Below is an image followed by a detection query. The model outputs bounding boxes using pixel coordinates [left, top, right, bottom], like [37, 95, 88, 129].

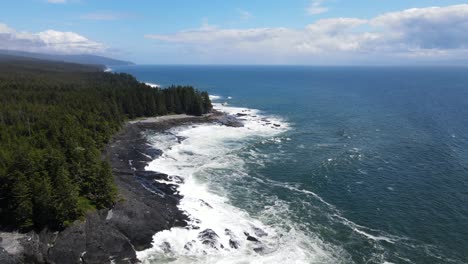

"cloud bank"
[0, 23, 106, 54]
[145, 4, 468, 64]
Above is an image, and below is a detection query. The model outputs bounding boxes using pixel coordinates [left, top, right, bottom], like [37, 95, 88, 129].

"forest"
[0, 58, 212, 231]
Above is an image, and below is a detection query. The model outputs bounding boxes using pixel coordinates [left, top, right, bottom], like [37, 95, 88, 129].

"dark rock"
[160, 242, 172, 254]
[145, 148, 163, 159]
[135, 170, 169, 181]
[244, 232, 259, 242]
[22, 230, 55, 263]
[229, 239, 239, 249]
[199, 199, 213, 208]
[170, 175, 184, 184]
[236, 113, 248, 117]
[176, 136, 187, 143]
[47, 211, 138, 264]
[0, 247, 20, 264]
[216, 115, 244, 127]
[184, 241, 193, 251]
[253, 227, 268, 237]
[46, 221, 86, 264]
[198, 229, 219, 248]
[246, 236, 259, 242]
[225, 229, 239, 249]
[253, 247, 264, 253]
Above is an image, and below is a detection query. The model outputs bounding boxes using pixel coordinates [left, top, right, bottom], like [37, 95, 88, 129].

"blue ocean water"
[114, 65, 468, 264]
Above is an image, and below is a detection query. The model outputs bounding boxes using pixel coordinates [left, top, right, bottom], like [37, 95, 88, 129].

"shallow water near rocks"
[114, 65, 468, 264]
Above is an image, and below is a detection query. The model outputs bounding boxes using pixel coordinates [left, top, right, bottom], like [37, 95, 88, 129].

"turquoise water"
[114, 65, 468, 264]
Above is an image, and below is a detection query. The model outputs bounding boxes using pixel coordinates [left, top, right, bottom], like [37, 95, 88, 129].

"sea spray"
[136, 103, 342, 263]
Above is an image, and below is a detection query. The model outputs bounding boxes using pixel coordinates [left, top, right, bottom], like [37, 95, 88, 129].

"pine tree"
[11, 171, 33, 230]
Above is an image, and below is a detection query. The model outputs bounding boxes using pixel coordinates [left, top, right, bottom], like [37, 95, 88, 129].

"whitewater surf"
[136, 101, 343, 263]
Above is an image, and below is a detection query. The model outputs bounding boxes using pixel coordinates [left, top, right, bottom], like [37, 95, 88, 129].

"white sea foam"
[145, 82, 161, 88]
[209, 95, 222, 100]
[137, 103, 341, 263]
[254, 176, 407, 247]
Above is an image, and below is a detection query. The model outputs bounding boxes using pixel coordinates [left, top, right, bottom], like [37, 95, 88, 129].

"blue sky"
[1, 0, 468, 64]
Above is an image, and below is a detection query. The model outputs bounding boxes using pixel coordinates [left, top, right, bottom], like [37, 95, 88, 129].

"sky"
[1, 0, 468, 65]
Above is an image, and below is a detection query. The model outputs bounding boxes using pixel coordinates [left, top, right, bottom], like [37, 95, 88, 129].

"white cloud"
[307, 0, 328, 15]
[145, 4, 468, 64]
[0, 23, 106, 54]
[371, 5, 468, 50]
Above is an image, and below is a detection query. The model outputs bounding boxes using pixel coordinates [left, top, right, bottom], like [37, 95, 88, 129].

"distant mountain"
[0, 53, 104, 73]
[0, 50, 134, 66]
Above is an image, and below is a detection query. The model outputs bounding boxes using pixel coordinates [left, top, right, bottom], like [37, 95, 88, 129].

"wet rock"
[229, 239, 239, 249]
[217, 115, 244, 127]
[199, 199, 213, 208]
[253, 227, 268, 237]
[273, 124, 281, 127]
[0, 247, 20, 264]
[225, 229, 240, 249]
[184, 241, 194, 251]
[198, 229, 219, 248]
[236, 113, 248, 117]
[171, 175, 184, 184]
[253, 247, 264, 254]
[135, 170, 169, 181]
[145, 148, 163, 159]
[246, 236, 259, 242]
[244, 232, 259, 242]
[151, 182, 180, 198]
[160, 242, 172, 254]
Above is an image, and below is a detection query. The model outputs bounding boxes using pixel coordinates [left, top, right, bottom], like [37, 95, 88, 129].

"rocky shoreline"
[0, 111, 243, 264]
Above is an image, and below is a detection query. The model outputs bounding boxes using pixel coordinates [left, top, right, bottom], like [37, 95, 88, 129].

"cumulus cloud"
[371, 5, 468, 50]
[145, 4, 468, 63]
[0, 23, 106, 54]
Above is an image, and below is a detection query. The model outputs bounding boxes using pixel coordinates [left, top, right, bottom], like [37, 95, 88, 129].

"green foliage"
[0, 61, 212, 231]
[76, 197, 96, 217]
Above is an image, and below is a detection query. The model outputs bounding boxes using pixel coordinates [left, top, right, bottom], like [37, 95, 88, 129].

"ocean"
[112, 65, 468, 264]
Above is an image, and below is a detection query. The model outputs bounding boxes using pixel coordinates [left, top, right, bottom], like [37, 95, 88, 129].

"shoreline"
[0, 110, 243, 264]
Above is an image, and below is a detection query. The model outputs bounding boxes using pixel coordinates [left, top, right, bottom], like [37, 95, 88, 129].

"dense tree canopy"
[0, 60, 212, 231]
